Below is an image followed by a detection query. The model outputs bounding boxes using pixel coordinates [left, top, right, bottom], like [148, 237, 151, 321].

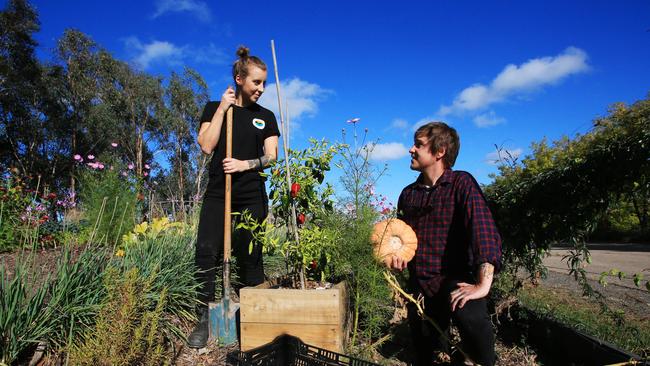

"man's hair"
[414, 122, 460, 168]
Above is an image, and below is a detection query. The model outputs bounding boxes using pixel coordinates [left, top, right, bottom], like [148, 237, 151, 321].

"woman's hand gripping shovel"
[209, 105, 239, 345]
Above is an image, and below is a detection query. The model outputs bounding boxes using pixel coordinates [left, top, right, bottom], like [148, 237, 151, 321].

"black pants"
[195, 197, 267, 305]
[408, 278, 496, 366]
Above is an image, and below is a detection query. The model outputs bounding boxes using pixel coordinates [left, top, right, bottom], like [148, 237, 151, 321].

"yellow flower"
[115, 249, 125, 257]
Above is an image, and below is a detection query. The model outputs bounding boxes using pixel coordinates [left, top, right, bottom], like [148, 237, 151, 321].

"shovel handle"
[224, 106, 233, 261]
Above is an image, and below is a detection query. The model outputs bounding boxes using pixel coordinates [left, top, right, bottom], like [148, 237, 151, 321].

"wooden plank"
[240, 323, 343, 353]
[240, 287, 343, 324]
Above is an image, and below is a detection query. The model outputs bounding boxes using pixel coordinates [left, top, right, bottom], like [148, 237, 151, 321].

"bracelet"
[257, 157, 263, 168]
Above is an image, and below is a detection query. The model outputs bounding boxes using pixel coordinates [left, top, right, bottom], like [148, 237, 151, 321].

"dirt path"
[541, 242, 650, 319]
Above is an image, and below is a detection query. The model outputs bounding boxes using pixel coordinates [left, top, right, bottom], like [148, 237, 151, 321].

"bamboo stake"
[271, 40, 305, 289]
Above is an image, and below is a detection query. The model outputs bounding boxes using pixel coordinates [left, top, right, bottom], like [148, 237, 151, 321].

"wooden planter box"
[239, 280, 348, 353]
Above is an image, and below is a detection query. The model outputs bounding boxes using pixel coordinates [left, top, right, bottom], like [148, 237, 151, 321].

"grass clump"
[518, 284, 650, 356]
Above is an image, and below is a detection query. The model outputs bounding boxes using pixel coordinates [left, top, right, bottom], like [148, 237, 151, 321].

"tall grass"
[0, 245, 109, 364]
[110, 228, 200, 338]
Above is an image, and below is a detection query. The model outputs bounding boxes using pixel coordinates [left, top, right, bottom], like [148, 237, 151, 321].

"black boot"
[187, 307, 209, 348]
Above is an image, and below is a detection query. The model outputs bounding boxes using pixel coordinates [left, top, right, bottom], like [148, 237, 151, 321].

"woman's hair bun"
[236, 46, 250, 59]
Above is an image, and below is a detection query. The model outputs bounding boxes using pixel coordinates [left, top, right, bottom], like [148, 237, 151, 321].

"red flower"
[47, 192, 57, 199]
[381, 207, 391, 215]
[297, 213, 306, 225]
[310, 260, 317, 270]
[290, 183, 301, 198]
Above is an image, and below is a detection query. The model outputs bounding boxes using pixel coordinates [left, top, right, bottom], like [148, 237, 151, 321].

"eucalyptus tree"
[98, 54, 161, 178]
[161, 67, 208, 218]
[0, 0, 42, 175]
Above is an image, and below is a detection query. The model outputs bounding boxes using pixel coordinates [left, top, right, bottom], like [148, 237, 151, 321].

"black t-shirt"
[200, 101, 280, 201]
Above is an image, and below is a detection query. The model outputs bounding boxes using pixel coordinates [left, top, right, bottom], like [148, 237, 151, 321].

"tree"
[161, 68, 208, 218]
[0, 0, 42, 175]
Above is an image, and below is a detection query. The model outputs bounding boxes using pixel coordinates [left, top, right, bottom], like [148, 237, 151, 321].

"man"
[391, 122, 501, 366]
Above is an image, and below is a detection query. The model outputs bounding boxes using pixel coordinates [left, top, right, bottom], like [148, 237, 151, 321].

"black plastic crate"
[227, 335, 380, 366]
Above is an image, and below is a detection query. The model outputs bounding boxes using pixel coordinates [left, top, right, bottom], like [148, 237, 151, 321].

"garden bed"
[498, 303, 649, 365]
[239, 279, 348, 353]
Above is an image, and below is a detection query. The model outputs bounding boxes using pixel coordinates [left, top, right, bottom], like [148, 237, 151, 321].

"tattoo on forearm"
[246, 154, 272, 170]
[479, 263, 494, 283]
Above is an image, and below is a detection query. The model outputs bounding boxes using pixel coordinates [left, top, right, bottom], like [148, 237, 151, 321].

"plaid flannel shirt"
[398, 169, 501, 296]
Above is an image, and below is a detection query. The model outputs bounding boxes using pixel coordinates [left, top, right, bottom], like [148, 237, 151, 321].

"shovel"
[209, 105, 239, 345]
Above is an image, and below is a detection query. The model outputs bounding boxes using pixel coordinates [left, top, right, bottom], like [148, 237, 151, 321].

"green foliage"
[0, 173, 32, 251]
[249, 138, 341, 280]
[328, 205, 394, 347]
[68, 267, 169, 366]
[110, 227, 200, 338]
[0, 245, 109, 365]
[77, 158, 138, 247]
[485, 95, 650, 293]
[517, 285, 650, 356]
[0, 258, 52, 365]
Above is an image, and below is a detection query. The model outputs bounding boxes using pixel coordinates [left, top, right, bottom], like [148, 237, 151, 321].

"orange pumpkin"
[370, 218, 418, 267]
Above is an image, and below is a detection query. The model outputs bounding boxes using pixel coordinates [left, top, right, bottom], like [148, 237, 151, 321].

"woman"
[188, 46, 280, 348]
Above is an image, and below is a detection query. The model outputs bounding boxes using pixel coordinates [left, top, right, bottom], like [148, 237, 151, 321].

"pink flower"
[128, 163, 134, 170]
[382, 208, 391, 215]
[98, 163, 105, 169]
[73, 154, 81, 161]
[111, 142, 118, 147]
[144, 164, 150, 169]
[121, 171, 128, 177]
[143, 172, 149, 177]
[87, 155, 94, 160]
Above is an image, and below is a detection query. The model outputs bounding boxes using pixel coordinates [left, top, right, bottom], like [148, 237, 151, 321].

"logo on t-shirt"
[252, 118, 265, 130]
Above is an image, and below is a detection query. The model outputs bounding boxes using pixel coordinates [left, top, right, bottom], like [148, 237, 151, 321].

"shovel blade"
[209, 299, 239, 345]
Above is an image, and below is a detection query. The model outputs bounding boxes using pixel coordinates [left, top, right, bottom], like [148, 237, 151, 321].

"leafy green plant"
[238, 139, 341, 287]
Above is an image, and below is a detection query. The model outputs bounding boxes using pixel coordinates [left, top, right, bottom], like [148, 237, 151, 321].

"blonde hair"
[231, 46, 267, 82]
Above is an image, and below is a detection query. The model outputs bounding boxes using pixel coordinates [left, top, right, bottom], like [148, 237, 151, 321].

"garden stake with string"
[209, 105, 238, 345]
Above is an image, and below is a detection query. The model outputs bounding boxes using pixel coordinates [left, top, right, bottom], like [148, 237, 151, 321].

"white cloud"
[124, 38, 184, 69]
[485, 148, 523, 165]
[124, 37, 227, 70]
[258, 78, 332, 129]
[193, 43, 228, 65]
[439, 47, 589, 116]
[367, 142, 410, 161]
[473, 111, 506, 128]
[152, 0, 211, 22]
[412, 116, 444, 131]
[390, 118, 408, 129]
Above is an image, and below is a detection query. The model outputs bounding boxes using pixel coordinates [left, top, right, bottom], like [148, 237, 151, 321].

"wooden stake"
[271, 40, 305, 289]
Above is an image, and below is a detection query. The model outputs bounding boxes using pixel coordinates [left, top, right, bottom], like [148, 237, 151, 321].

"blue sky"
[22, 0, 650, 204]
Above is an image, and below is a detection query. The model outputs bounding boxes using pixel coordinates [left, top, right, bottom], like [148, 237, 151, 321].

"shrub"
[68, 267, 169, 366]
[77, 156, 138, 247]
[110, 226, 200, 338]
